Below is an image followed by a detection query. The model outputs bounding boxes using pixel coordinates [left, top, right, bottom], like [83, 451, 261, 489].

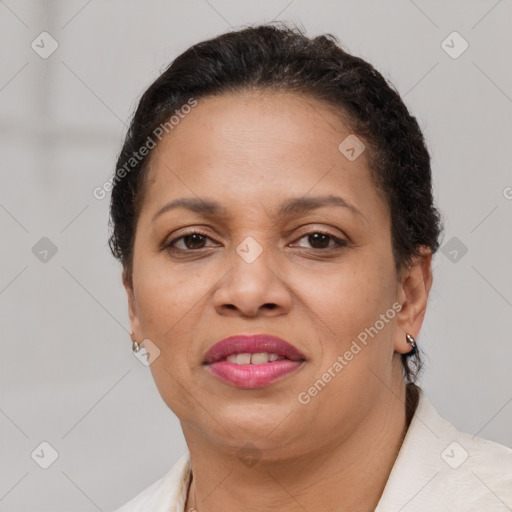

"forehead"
[140, 90, 386, 224]
[149, 90, 358, 170]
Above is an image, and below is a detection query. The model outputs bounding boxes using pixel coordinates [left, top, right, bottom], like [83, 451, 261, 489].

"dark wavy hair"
[108, 22, 443, 386]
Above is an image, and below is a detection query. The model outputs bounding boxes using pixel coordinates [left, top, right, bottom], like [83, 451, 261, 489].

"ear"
[394, 246, 433, 354]
[122, 270, 142, 340]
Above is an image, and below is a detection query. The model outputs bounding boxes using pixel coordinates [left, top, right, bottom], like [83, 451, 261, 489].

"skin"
[123, 90, 433, 512]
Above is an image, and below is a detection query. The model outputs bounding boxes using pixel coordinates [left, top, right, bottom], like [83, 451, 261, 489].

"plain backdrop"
[1, 1, 511, 510]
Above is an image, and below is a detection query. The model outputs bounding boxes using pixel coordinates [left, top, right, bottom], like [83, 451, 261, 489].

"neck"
[184, 382, 415, 512]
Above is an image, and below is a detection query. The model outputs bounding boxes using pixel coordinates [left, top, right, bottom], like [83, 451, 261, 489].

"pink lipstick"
[203, 334, 305, 389]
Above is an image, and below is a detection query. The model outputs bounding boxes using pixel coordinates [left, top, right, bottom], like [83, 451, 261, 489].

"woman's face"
[125, 90, 424, 456]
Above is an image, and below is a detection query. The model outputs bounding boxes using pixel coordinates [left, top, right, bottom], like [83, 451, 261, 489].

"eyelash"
[162, 228, 347, 254]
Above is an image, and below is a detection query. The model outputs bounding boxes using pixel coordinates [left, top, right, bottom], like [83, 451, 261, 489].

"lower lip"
[206, 360, 303, 388]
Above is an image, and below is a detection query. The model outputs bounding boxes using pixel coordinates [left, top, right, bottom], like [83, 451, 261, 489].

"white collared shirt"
[112, 388, 512, 511]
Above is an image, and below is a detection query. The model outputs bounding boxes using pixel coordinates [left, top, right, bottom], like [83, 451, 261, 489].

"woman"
[109, 23, 511, 512]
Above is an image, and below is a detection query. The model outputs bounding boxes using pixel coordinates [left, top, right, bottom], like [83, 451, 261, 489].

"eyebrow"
[152, 194, 365, 222]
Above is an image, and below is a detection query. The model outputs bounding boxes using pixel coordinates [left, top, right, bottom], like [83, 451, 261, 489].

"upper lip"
[203, 334, 306, 364]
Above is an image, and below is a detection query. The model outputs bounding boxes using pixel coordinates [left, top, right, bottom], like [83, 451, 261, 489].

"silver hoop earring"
[405, 333, 417, 354]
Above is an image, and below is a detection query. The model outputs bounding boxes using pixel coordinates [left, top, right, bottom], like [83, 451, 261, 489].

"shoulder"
[376, 388, 512, 511]
[429, 418, 512, 510]
[111, 451, 191, 512]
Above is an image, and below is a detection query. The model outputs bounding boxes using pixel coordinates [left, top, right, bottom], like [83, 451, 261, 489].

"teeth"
[225, 352, 286, 364]
[251, 352, 270, 365]
[233, 353, 252, 364]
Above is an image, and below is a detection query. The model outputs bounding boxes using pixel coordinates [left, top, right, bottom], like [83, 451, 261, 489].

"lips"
[203, 334, 305, 364]
[203, 334, 305, 389]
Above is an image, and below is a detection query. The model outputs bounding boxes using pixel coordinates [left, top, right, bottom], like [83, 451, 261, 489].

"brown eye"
[293, 231, 347, 250]
[307, 233, 331, 249]
[164, 231, 216, 252]
[181, 233, 207, 250]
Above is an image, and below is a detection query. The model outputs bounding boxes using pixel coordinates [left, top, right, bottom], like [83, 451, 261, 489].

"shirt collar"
[375, 385, 450, 510]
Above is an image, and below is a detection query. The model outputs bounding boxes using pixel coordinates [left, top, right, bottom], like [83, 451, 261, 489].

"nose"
[213, 244, 293, 318]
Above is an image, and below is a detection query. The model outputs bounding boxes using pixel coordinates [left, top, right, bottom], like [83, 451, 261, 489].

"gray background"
[1, 0, 511, 510]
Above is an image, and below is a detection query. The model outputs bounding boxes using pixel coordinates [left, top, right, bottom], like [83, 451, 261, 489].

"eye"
[162, 228, 347, 255]
[290, 230, 347, 250]
[164, 231, 217, 252]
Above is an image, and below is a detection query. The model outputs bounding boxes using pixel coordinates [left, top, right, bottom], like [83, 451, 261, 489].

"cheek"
[132, 256, 220, 383]
[133, 261, 209, 416]
[302, 253, 397, 359]
[133, 257, 209, 335]
[304, 256, 393, 317]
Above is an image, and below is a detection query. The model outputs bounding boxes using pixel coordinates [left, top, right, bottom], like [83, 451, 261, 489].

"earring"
[130, 331, 141, 353]
[405, 333, 417, 354]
